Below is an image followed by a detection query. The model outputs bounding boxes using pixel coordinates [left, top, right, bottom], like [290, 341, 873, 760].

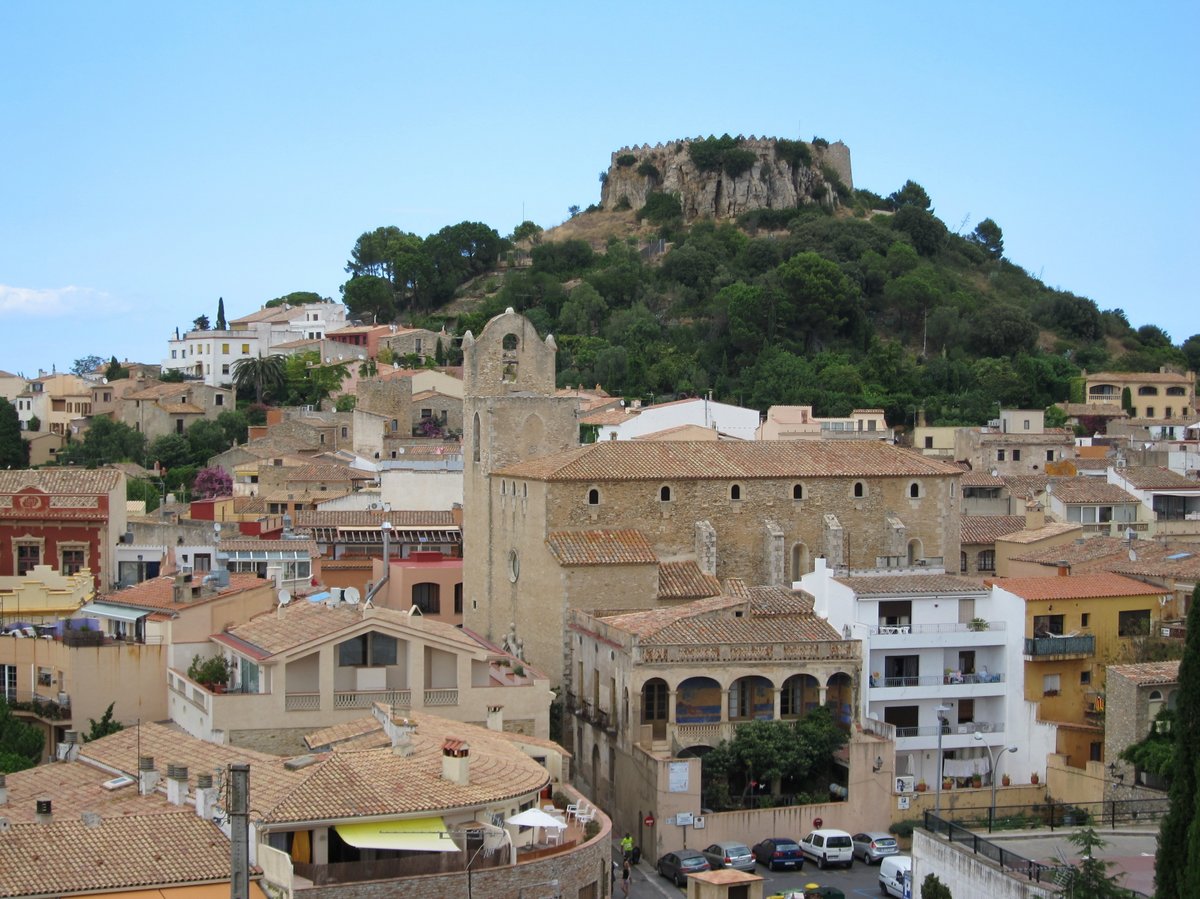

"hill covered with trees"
[338, 141, 1198, 428]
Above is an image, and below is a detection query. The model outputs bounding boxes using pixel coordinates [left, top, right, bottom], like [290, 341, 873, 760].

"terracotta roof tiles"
[546, 530, 658, 566]
[1115, 467, 1200, 490]
[1107, 660, 1181, 685]
[658, 560, 722, 599]
[960, 515, 1027, 545]
[1048, 479, 1139, 504]
[989, 572, 1168, 601]
[995, 521, 1083, 545]
[0, 469, 122, 494]
[832, 573, 987, 595]
[496, 440, 963, 481]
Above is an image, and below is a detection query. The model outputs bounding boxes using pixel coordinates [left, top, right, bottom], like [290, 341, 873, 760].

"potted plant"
[188, 654, 232, 692]
[915, 779, 927, 793]
[943, 777, 954, 790]
[1001, 773, 1011, 787]
[971, 775, 983, 788]
[1030, 772, 1040, 785]
[968, 617, 989, 632]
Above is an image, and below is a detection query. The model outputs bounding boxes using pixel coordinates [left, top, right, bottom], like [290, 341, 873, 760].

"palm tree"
[231, 353, 286, 404]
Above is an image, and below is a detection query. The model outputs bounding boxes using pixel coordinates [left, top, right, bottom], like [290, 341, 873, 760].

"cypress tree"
[1155, 584, 1200, 897]
[216, 296, 227, 331]
[0, 398, 28, 468]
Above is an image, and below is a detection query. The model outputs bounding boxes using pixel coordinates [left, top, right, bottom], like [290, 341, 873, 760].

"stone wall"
[600, 136, 853, 221]
[912, 829, 1055, 899]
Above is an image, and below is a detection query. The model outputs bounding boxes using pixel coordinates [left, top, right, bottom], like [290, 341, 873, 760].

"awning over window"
[78, 602, 149, 623]
[334, 817, 457, 852]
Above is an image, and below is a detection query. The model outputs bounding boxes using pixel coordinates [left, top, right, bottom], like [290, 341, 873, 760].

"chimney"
[195, 773, 217, 820]
[166, 764, 189, 806]
[1024, 501, 1045, 531]
[373, 703, 417, 756]
[0, 774, 7, 806]
[1057, 560, 1071, 577]
[173, 573, 187, 604]
[57, 730, 80, 762]
[35, 799, 52, 824]
[138, 756, 159, 795]
[486, 705, 504, 732]
[441, 739, 470, 786]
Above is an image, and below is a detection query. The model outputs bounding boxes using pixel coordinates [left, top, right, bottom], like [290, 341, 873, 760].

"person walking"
[621, 859, 632, 897]
[620, 832, 634, 860]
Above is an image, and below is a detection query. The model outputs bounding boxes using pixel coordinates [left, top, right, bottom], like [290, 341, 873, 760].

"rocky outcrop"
[599, 136, 852, 221]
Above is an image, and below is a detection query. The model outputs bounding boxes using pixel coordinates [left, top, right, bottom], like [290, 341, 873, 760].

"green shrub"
[551, 789, 569, 809]
[636, 161, 660, 180]
[812, 136, 830, 149]
[889, 818, 920, 838]
[616, 153, 637, 167]
[614, 196, 632, 211]
[775, 138, 812, 169]
[637, 191, 682, 226]
[584, 819, 601, 841]
[721, 148, 757, 178]
[821, 164, 851, 200]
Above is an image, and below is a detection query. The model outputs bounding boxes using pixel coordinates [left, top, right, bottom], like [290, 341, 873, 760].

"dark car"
[751, 837, 804, 871]
[656, 848, 711, 886]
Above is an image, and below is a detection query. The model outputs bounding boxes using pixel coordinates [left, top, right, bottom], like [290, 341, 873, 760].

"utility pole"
[230, 763, 250, 899]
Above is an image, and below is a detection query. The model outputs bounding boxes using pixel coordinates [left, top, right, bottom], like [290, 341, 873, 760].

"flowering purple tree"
[193, 466, 232, 499]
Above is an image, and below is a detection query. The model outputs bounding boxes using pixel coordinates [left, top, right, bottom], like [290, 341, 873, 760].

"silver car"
[852, 831, 899, 864]
[701, 841, 755, 872]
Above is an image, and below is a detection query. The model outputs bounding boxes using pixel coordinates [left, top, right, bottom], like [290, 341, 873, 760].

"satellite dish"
[278, 589, 292, 606]
[214, 522, 222, 534]
[344, 587, 361, 606]
[1129, 550, 1137, 562]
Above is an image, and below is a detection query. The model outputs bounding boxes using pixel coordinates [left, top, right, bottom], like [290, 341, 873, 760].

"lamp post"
[933, 704, 953, 820]
[975, 733, 1018, 832]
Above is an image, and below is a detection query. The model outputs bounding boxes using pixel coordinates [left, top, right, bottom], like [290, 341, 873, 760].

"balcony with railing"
[869, 620, 1007, 648]
[5, 688, 71, 722]
[869, 671, 1006, 700]
[1023, 635, 1095, 658]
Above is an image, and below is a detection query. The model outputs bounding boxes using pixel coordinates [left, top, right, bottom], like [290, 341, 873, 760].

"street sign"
[644, 814, 655, 827]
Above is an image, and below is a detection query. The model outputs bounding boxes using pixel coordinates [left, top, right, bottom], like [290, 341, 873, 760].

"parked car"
[701, 841, 756, 872]
[851, 831, 899, 864]
[656, 848, 711, 886]
[799, 829, 854, 869]
[751, 837, 804, 871]
[879, 855, 912, 898]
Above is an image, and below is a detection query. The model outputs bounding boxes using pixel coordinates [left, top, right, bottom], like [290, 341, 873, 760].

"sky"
[1, 2, 1196, 378]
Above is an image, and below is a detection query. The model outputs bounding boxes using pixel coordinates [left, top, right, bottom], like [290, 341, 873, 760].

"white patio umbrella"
[506, 807, 567, 845]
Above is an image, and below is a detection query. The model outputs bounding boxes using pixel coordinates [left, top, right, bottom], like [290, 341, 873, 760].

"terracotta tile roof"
[1105, 544, 1200, 579]
[832, 573, 987, 595]
[274, 710, 549, 823]
[96, 573, 269, 610]
[1087, 371, 1193, 384]
[272, 337, 321, 350]
[989, 572, 1168, 601]
[1107, 660, 1181, 685]
[1074, 458, 1112, 471]
[996, 521, 1084, 544]
[77, 722, 309, 819]
[975, 431, 1074, 445]
[1002, 474, 1049, 499]
[1010, 536, 1131, 565]
[0, 812, 232, 897]
[581, 408, 637, 426]
[286, 462, 376, 483]
[1057, 403, 1129, 417]
[124, 383, 193, 401]
[233, 495, 268, 514]
[597, 586, 839, 647]
[218, 538, 318, 554]
[411, 388, 457, 402]
[1115, 467, 1200, 490]
[1048, 479, 1139, 504]
[960, 470, 1006, 487]
[0, 757, 182, 824]
[545, 530, 658, 566]
[634, 424, 725, 441]
[294, 509, 456, 528]
[217, 602, 483, 659]
[658, 560, 722, 599]
[961, 515, 1027, 545]
[0, 469, 122, 494]
[230, 306, 298, 324]
[497, 440, 964, 481]
[159, 402, 206, 414]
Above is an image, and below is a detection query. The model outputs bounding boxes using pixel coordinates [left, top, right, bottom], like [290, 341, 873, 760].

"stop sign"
[644, 814, 655, 827]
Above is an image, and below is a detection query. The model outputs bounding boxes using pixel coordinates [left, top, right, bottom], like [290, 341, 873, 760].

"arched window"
[730, 483, 742, 501]
[853, 481, 865, 498]
[907, 539, 923, 566]
[791, 543, 810, 580]
[792, 483, 803, 500]
[660, 485, 672, 502]
[503, 333, 519, 350]
[909, 482, 920, 498]
[587, 488, 600, 506]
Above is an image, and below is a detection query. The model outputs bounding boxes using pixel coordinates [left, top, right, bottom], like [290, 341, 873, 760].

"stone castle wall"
[600, 135, 853, 221]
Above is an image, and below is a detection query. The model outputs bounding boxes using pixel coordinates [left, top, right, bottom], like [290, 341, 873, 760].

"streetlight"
[933, 704, 953, 820]
[975, 732, 1018, 832]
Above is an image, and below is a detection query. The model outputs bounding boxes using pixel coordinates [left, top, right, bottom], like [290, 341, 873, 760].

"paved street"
[626, 852, 893, 898]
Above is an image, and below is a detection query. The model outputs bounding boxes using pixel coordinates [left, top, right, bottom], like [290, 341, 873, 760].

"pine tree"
[0, 398, 29, 468]
[216, 296, 227, 330]
[1155, 584, 1200, 897]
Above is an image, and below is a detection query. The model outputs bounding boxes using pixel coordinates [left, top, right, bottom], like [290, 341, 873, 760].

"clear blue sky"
[2, 2, 1196, 378]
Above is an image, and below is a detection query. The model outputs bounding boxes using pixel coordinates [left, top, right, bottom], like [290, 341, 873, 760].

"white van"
[879, 855, 912, 898]
[799, 828, 854, 868]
